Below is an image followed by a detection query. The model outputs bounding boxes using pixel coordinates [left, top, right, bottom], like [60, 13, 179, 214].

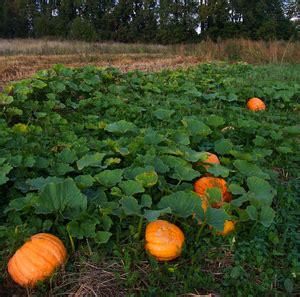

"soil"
[0, 54, 203, 89]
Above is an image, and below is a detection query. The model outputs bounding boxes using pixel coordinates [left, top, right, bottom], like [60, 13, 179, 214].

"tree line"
[0, 1, 299, 43]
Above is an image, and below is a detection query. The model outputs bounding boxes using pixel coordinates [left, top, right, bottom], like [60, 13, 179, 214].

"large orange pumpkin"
[195, 152, 220, 169]
[194, 177, 232, 209]
[8, 233, 67, 287]
[145, 220, 185, 261]
[246, 97, 266, 111]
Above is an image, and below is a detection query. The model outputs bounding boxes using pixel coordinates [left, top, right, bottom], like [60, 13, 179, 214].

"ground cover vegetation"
[0, 62, 299, 295]
[0, 1, 299, 42]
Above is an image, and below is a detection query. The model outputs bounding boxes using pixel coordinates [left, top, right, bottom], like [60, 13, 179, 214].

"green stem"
[66, 226, 75, 254]
[196, 220, 206, 242]
[86, 238, 92, 257]
[135, 216, 144, 240]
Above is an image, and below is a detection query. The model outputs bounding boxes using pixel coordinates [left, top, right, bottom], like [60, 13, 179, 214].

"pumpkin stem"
[67, 226, 75, 253]
[196, 219, 206, 242]
[135, 216, 144, 240]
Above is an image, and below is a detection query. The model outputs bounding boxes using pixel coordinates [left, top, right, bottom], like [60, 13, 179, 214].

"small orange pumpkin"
[145, 220, 185, 261]
[194, 177, 232, 209]
[217, 220, 235, 236]
[195, 152, 220, 169]
[8, 233, 67, 287]
[247, 98, 266, 111]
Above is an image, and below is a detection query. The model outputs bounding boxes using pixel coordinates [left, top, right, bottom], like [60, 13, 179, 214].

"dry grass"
[0, 54, 201, 88]
[0, 247, 233, 296]
[0, 38, 299, 89]
[50, 260, 152, 296]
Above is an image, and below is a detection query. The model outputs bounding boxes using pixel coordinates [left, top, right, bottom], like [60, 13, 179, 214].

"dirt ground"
[0, 54, 202, 89]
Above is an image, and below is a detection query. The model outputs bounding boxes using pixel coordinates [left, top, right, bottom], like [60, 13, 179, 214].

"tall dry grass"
[0, 38, 299, 64]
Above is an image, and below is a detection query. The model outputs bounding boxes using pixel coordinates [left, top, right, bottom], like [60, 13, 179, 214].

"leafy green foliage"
[0, 63, 299, 296]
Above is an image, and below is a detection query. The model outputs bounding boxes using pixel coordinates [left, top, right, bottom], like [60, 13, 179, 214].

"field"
[1, 39, 300, 90]
[0, 61, 299, 296]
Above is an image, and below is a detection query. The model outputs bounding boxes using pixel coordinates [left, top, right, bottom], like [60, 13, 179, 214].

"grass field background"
[1, 38, 300, 89]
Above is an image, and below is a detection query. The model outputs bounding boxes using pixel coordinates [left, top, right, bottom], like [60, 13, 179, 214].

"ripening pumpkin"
[246, 97, 266, 111]
[217, 220, 235, 236]
[8, 233, 67, 287]
[194, 177, 232, 209]
[195, 152, 220, 169]
[145, 220, 185, 261]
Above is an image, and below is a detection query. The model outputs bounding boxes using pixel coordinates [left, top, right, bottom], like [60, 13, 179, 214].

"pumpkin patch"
[0, 63, 299, 295]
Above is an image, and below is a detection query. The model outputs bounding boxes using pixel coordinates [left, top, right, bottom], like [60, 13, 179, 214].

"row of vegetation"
[0, 0, 299, 42]
[0, 63, 299, 295]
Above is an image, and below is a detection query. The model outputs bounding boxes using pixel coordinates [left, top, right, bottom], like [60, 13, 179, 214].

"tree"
[230, 0, 295, 40]
[0, 0, 32, 38]
[158, 0, 199, 44]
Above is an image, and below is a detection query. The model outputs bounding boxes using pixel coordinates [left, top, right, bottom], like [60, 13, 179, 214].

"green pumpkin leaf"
[5, 194, 35, 212]
[228, 184, 246, 195]
[120, 196, 141, 215]
[214, 139, 233, 155]
[0, 163, 13, 185]
[0, 93, 13, 105]
[207, 115, 225, 127]
[77, 153, 106, 170]
[260, 206, 275, 227]
[119, 180, 145, 196]
[50, 163, 74, 176]
[247, 177, 276, 206]
[283, 126, 300, 135]
[57, 148, 77, 164]
[95, 169, 123, 187]
[34, 157, 49, 169]
[158, 191, 203, 219]
[144, 130, 165, 144]
[231, 194, 249, 207]
[74, 175, 95, 189]
[141, 194, 152, 208]
[35, 179, 87, 219]
[276, 146, 293, 154]
[95, 231, 112, 244]
[27, 176, 64, 190]
[31, 79, 47, 89]
[284, 278, 294, 293]
[182, 118, 212, 136]
[153, 109, 175, 120]
[143, 208, 172, 222]
[246, 205, 258, 220]
[233, 160, 269, 179]
[49, 81, 66, 93]
[67, 219, 98, 239]
[105, 120, 137, 133]
[135, 170, 158, 187]
[171, 166, 200, 181]
[207, 164, 230, 177]
[206, 187, 222, 204]
[206, 208, 230, 231]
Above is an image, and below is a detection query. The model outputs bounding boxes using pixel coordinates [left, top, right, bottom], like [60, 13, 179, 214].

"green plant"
[0, 62, 299, 295]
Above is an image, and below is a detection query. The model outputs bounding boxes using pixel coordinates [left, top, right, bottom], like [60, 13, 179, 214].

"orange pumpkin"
[194, 177, 232, 209]
[246, 97, 266, 111]
[145, 220, 185, 261]
[217, 220, 235, 236]
[8, 233, 67, 287]
[195, 152, 220, 169]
